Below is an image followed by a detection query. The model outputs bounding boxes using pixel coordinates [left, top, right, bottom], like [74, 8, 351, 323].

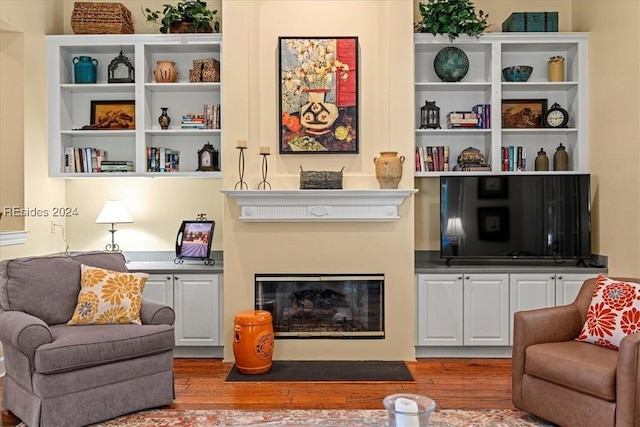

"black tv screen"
[440, 174, 591, 261]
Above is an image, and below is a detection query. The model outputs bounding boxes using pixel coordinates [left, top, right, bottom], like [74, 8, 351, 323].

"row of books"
[181, 104, 220, 129]
[415, 146, 450, 172]
[502, 146, 527, 171]
[147, 147, 180, 172]
[63, 147, 120, 173]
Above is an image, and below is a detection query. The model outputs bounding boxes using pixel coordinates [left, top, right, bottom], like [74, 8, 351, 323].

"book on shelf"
[64, 147, 109, 173]
[146, 146, 180, 172]
[415, 145, 450, 172]
[471, 104, 491, 129]
[502, 146, 527, 171]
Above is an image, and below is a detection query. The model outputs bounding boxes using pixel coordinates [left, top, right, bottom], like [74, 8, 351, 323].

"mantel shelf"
[221, 189, 418, 222]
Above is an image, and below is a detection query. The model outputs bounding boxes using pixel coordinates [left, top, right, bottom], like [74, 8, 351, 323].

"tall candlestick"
[236, 140, 248, 149]
[259, 146, 270, 155]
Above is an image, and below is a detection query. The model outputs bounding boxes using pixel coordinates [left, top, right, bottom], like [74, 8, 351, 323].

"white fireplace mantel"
[221, 189, 418, 222]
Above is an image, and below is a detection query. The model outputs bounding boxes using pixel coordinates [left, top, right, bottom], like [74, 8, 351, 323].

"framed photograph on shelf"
[90, 100, 135, 129]
[278, 36, 358, 154]
[501, 99, 547, 128]
[478, 176, 508, 199]
[477, 207, 510, 241]
[175, 220, 215, 260]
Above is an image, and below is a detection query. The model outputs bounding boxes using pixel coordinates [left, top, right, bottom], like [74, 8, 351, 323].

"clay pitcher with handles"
[374, 151, 405, 189]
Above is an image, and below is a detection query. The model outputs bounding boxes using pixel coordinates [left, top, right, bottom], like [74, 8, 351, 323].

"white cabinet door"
[174, 273, 220, 346]
[509, 274, 555, 345]
[143, 274, 174, 306]
[556, 273, 597, 306]
[416, 274, 463, 346]
[464, 274, 509, 346]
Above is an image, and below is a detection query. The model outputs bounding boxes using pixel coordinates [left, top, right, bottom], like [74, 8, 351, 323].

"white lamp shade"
[445, 217, 466, 238]
[95, 200, 133, 224]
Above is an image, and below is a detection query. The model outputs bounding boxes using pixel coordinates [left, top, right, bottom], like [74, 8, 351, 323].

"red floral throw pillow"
[576, 275, 640, 350]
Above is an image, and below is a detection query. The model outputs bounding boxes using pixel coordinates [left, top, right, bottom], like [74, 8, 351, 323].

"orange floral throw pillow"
[576, 275, 640, 350]
[67, 264, 148, 325]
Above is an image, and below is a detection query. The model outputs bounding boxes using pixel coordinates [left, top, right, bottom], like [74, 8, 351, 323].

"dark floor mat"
[225, 360, 414, 382]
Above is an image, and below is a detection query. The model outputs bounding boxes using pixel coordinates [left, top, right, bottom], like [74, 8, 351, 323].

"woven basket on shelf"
[299, 166, 344, 190]
[71, 2, 134, 34]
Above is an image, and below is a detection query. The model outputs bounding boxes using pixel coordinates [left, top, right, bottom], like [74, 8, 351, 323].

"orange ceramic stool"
[233, 310, 274, 374]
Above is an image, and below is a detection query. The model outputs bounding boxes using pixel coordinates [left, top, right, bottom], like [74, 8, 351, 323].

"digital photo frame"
[175, 220, 215, 262]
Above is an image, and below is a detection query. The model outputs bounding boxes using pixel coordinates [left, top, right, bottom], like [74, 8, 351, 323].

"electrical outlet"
[51, 221, 59, 234]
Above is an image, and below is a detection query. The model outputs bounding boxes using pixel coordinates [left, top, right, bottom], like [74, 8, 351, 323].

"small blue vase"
[73, 56, 98, 84]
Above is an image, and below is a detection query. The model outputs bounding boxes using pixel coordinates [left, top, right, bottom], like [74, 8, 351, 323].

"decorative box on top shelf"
[502, 12, 558, 32]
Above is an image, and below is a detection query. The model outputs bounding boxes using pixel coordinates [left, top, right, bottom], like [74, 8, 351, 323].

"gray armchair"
[0, 252, 175, 427]
[512, 276, 640, 427]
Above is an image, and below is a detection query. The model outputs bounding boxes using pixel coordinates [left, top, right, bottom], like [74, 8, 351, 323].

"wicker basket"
[71, 2, 134, 34]
[299, 166, 344, 190]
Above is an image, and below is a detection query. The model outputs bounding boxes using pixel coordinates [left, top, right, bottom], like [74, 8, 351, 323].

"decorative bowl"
[502, 65, 533, 82]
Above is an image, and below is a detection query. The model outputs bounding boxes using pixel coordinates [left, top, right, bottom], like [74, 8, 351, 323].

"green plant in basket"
[143, 1, 220, 33]
[415, 0, 489, 41]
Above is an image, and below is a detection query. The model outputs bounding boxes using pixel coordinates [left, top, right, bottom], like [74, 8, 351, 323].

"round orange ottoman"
[233, 310, 274, 374]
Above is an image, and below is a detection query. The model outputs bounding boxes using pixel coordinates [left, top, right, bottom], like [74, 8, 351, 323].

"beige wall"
[0, 1, 65, 261]
[221, 0, 416, 361]
[573, 1, 640, 277]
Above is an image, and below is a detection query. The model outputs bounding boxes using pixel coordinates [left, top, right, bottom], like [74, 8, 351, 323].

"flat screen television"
[440, 174, 591, 263]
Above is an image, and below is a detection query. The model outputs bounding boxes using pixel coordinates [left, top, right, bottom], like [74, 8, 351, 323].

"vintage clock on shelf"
[197, 142, 219, 172]
[544, 102, 569, 128]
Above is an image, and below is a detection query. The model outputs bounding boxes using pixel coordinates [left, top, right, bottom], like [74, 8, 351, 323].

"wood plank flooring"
[0, 358, 514, 426]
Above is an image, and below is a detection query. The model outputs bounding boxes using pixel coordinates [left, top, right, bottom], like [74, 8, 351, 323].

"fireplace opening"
[255, 274, 384, 339]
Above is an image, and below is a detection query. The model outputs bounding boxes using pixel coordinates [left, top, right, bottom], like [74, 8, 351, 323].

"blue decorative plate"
[433, 47, 469, 82]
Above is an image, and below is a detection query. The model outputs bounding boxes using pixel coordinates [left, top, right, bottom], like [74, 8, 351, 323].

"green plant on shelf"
[143, 1, 220, 33]
[415, 0, 489, 41]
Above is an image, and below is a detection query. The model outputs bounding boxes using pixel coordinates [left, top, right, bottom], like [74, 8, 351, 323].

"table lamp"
[445, 217, 466, 256]
[95, 200, 133, 252]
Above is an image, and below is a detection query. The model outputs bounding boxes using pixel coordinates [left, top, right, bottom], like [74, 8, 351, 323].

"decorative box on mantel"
[502, 12, 558, 32]
[221, 190, 418, 222]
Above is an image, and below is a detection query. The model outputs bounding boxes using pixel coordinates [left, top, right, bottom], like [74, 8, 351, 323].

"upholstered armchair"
[0, 252, 176, 427]
[512, 276, 640, 427]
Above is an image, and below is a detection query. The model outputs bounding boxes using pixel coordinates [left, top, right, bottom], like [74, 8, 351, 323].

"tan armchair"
[512, 276, 640, 427]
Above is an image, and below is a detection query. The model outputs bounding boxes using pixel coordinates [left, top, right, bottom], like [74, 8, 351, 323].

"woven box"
[502, 12, 558, 32]
[299, 167, 343, 189]
[71, 2, 134, 34]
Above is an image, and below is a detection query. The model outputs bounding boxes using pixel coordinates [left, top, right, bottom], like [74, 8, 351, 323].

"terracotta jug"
[374, 151, 405, 189]
[154, 60, 178, 83]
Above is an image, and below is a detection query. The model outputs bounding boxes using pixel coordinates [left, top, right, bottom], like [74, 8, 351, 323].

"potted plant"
[144, 1, 220, 33]
[415, 0, 489, 41]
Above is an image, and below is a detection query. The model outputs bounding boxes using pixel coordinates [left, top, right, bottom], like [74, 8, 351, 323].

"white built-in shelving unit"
[414, 33, 588, 176]
[47, 34, 222, 177]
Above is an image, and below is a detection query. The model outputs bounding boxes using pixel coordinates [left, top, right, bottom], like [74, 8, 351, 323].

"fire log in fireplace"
[255, 274, 384, 338]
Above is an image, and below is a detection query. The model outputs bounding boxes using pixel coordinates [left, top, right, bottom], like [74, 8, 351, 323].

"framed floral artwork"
[278, 37, 358, 154]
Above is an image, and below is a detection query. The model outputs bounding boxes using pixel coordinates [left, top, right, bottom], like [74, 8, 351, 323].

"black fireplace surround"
[255, 274, 385, 339]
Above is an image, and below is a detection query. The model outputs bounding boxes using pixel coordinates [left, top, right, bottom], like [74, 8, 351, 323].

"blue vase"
[73, 56, 98, 84]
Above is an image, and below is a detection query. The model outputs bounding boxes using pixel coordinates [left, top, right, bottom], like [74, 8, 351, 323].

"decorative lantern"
[108, 50, 135, 83]
[420, 100, 440, 129]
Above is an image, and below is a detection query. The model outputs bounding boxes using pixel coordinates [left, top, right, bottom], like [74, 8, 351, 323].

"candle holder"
[257, 153, 271, 190]
[234, 147, 248, 190]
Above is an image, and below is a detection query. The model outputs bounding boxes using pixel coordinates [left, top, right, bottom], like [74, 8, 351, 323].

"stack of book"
[502, 146, 527, 171]
[415, 146, 450, 172]
[101, 160, 134, 173]
[447, 112, 479, 129]
[146, 147, 180, 172]
[181, 113, 206, 129]
[471, 104, 491, 129]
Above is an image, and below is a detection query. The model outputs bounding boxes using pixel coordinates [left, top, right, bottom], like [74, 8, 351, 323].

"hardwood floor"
[0, 358, 514, 426]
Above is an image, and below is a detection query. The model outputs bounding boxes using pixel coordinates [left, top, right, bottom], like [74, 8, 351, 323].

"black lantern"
[420, 100, 440, 129]
[108, 50, 135, 83]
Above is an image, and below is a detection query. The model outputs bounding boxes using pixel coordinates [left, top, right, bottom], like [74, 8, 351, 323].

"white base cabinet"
[418, 272, 599, 351]
[144, 273, 222, 347]
[416, 273, 509, 347]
